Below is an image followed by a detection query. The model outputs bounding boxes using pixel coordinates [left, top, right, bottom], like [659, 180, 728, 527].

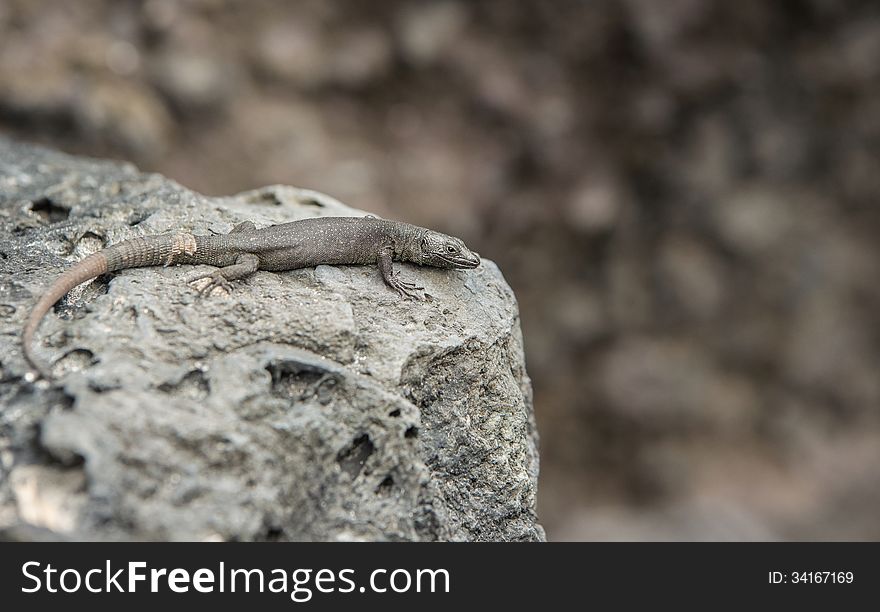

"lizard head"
[418, 231, 481, 269]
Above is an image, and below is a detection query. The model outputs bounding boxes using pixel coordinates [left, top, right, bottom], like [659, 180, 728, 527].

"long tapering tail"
[22, 233, 192, 379]
[22, 252, 109, 379]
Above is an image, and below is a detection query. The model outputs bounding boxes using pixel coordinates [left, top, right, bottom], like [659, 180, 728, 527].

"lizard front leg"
[188, 253, 260, 296]
[378, 245, 423, 300]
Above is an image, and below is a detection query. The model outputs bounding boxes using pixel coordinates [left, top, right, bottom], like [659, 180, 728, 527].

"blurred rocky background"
[1, 0, 879, 540]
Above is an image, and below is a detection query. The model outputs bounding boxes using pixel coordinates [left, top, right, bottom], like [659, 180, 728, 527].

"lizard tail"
[22, 233, 194, 379]
[22, 252, 109, 379]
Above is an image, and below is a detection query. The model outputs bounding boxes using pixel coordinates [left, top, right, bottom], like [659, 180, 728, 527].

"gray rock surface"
[0, 138, 544, 541]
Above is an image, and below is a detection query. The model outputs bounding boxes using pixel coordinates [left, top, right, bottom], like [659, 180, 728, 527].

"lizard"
[22, 215, 481, 380]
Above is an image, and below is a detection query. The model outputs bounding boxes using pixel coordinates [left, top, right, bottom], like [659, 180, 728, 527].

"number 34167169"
[769, 571, 854, 584]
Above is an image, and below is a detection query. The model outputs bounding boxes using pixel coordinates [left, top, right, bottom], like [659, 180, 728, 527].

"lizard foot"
[389, 273, 424, 300]
[189, 270, 234, 297]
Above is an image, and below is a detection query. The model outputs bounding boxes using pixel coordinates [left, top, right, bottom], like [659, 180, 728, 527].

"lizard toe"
[392, 282, 423, 300]
[197, 274, 233, 297]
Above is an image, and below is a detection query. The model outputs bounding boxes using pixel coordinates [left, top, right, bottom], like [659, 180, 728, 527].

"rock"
[553, 498, 776, 541]
[253, 20, 332, 89]
[253, 22, 392, 89]
[656, 232, 725, 322]
[0, 138, 544, 542]
[564, 175, 624, 234]
[151, 48, 234, 113]
[597, 338, 758, 433]
[395, 1, 469, 66]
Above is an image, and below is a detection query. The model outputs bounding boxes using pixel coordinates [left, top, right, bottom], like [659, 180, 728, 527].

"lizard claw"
[190, 271, 234, 297]
[390, 273, 424, 300]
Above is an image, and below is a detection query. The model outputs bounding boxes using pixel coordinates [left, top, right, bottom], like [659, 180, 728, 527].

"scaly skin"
[23, 216, 480, 379]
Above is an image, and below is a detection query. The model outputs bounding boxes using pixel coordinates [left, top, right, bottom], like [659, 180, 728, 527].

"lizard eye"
[446, 245, 457, 253]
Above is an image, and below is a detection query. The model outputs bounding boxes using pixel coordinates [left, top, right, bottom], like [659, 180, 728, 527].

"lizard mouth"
[441, 251, 481, 269]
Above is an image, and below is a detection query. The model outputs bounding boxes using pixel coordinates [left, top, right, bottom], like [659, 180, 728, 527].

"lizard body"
[23, 216, 480, 379]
